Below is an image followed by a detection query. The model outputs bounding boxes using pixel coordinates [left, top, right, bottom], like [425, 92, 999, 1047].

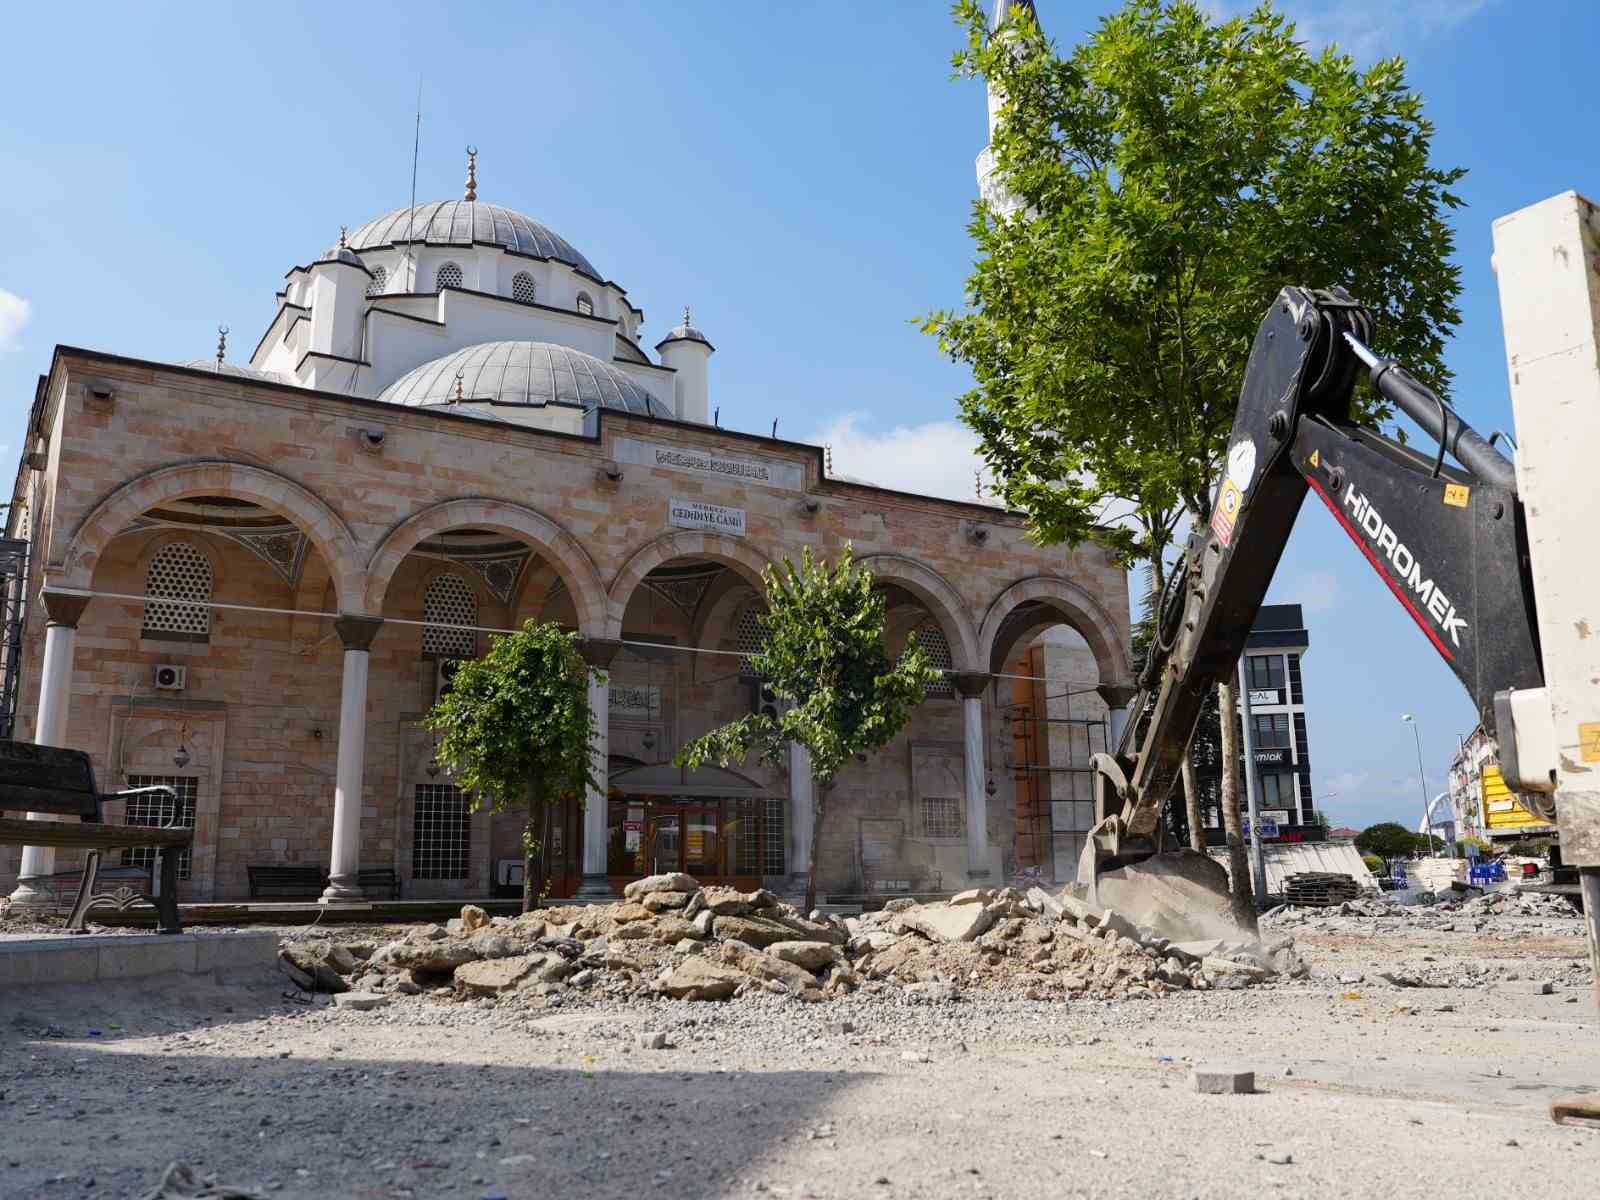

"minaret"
[655, 307, 714, 424]
[976, 0, 1039, 217]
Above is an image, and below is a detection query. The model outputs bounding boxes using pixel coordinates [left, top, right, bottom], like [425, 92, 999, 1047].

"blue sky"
[0, 0, 1593, 833]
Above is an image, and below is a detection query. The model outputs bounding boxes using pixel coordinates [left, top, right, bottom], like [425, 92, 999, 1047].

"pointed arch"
[606, 531, 773, 639]
[856, 553, 981, 672]
[58, 460, 363, 612]
[365, 498, 607, 634]
[979, 575, 1132, 687]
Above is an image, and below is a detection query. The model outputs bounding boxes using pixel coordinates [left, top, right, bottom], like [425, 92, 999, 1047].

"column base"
[575, 872, 615, 899]
[6, 879, 58, 909]
[319, 875, 370, 905]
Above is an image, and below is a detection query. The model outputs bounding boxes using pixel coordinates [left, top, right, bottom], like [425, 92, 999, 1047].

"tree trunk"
[1182, 749, 1204, 853]
[1216, 678, 1257, 932]
[522, 768, 545, 913]
[803, 784, 827, 916]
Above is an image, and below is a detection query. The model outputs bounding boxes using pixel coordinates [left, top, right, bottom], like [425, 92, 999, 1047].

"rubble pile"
[279, 873, 1305, 1007]
[1266, 886, 1583, 938]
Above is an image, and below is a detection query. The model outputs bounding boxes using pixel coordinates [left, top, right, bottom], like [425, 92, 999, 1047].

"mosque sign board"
[613, 436, 804, 492]
[668, 498, 746, 538]
[609, 684, 661, 721]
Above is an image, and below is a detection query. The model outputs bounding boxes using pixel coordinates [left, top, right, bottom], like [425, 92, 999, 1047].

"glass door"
[684, 802, 724, 879]
[649, 811, 681, 875]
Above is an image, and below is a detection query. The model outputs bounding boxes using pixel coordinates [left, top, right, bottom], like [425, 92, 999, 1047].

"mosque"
[2, 0, 1134, 909]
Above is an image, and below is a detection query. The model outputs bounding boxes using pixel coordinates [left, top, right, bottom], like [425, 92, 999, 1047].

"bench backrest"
[0, 740, 101, 820]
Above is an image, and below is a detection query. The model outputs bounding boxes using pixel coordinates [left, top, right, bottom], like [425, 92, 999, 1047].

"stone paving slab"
[0, 930, 277, 988]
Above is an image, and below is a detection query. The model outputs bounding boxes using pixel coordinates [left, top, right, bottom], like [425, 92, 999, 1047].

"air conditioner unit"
[496, 858, 524, 887]
[434, 658, 463, 703]
[153, 664, 187, 691]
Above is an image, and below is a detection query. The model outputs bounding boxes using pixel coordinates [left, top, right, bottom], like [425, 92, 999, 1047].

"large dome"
[332, 200, 599, 278]
[377, 341, 672, 419]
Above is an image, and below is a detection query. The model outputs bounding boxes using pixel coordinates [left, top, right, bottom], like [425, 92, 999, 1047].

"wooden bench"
[0, 740, 192, 934]
[245, 864, 325, 900]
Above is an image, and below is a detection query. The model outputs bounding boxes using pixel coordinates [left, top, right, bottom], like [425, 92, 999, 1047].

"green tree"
[675, 546, 942, 912]
[1355, 821, 1422, 871]
[425, 621, 600, 912]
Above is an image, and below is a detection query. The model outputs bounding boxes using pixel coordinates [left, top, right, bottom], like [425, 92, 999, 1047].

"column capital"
[1096, 682, 1139, 709]
[333, 614, 384, 651]
[579, 636, 623, 669]
[951, 671, 991, 700]
[39, 589, 91, 628]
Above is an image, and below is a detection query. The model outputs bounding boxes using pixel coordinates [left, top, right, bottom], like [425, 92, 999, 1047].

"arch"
[365, 497, 607, 633]
[60, 460, 364, 613]
[606, 531, 773, 639]
[856, 553, 981, 672]
[979, 575, 1132, 688]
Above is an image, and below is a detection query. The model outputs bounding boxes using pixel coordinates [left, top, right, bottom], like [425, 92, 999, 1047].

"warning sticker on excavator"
[1443, 483, 1470, 507]
[1309, 449, 1320, 469]
[1581, 721, 1600, 763]
[1211, 479, 1243, 546]
[1226, 438, 1257, 490]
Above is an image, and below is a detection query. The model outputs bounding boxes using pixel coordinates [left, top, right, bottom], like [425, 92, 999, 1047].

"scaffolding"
[1004, 670, 1108, 879]
[0, 537, 29, 739]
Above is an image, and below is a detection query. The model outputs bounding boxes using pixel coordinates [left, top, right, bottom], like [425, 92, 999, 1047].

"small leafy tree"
[675, 546, 942, 912]
[1355, 821, 1421, 872]
[425, 621, 599, 912]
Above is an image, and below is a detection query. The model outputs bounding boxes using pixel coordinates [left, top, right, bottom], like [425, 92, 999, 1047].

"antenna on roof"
[713, 406, 720, 427]
[403, 77, 423, 290]
[771, 418, 779, 439]
[215, 325, 228, 370]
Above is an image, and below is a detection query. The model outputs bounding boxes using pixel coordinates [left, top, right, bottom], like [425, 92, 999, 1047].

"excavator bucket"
[1085, 848, 1254, 944]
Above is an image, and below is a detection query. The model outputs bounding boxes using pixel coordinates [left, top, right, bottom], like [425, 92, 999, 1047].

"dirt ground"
[2, 916, 1597, 1200]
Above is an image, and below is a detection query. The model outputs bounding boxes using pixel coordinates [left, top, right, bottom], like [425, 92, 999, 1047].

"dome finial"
[453, 368, 465, 403]
[338, 225, 348, 250]
[215, 325, 229, 369]
[464, 145, 478, 202]
[682, 305, 691, 329]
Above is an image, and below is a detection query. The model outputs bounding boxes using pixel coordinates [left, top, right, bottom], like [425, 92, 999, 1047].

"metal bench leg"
[152, 851, 182, 935]
[65, 850, 102, 933]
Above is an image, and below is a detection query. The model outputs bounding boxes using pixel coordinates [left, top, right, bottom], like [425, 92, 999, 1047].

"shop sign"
[1249, 688, 1281, 706]
[610, 684, 661, 720]
[613, 436, 804, 492]
[668, 497, 746, 537]
[1252, 747, 1289, 767]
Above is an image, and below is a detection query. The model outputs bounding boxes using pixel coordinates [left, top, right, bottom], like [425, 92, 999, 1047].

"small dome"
[377, 341, 672, 419]
[175, 360, 286, 383]
[656, 306, 714, 352]
[330, 200, 599, 278]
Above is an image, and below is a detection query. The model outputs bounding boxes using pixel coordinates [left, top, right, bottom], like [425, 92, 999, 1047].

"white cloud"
[1268, 567, 1340, 614]
[1221, 0, 1494, 59]
[808, 412, 991, 504]
[0, 289, 30, 354]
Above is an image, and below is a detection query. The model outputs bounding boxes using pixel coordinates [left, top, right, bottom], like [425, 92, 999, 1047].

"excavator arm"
[1083, 287, 1545, 889]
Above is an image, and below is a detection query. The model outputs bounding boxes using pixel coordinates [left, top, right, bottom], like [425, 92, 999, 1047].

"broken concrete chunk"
[901, 903, 995, 944]
[949, 888, 989, 906]
[642, 890, 691, 913]
[719, 940, 819, 991]
[883, 897, 918, 913]
[659, 956, 745, 1001]
[713, 914, 799, 948]
[454, 954, 542, 996]
[1193, 1066, 1255, 1095]
[459, 904, 491, 932]
[1501, 979, 1554, 995]
[1027, 887, 1066, 920]
[332, 991, 389, 1011]
[648, 916, 702, 943]
[1094, 909, 1140, 942]
[1201, 956, 1270, 980]
[623, 872, 699, 900]
[1058, 892, 1104, 924]
[637, 1030, 668, 1050]
[767, 940, 843, 971]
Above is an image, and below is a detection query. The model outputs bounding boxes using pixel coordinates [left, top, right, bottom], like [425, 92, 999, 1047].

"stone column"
[788, 742, 813, 885]
[8, 590, 91, 907]
[1096, 683, 1139, 750]
[577, 637, 622, 898]
[953, 672, 993, 880]
[321, 616, 382, 904]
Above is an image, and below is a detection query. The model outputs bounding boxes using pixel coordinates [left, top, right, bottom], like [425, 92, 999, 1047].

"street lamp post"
[1400, 714, 1437, 858]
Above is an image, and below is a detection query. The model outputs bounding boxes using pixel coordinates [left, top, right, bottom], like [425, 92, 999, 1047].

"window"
[413, 783, 470, 879]
[1246, 654, 1285, 692]
[435, 262, 463, 291]
[423, 573, 477, 659]
[913, 622, 954, 698]
[922, 796, 963, 839]
[365, 265, 387, 299]
[122, 775, 197, 879]
[1288, 653, 1304, 704]
[762, 796, 786, 876]
[142, 542, 212, 642]
[1259, 772, 1295, 808]
[511, 272, 536, 305]
[734, 605, 764, 678]
[575, 292, 594, 316]
[1292, 712, 1310, 767]
[1251, 712, 1290, 749]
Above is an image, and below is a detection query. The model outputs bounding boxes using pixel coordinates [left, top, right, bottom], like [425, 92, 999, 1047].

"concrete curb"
[0, 931, 278, 988]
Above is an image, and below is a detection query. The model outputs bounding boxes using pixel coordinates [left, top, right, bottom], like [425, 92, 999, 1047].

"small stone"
[1501, 980, 1554, 995]
[900, 1051, 931, 1064]
[332, 992, 389, 1011]
[1261, 1151, 1293, 1165]
[637, 1031, 668, 1050]
[459, 903, 491, 932]
[829, 1021, 856, 1035]
[1192, 1066, 1254, 1095]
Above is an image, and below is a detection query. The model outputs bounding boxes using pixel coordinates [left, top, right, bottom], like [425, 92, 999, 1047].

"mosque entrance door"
[605, 763, 771, 892]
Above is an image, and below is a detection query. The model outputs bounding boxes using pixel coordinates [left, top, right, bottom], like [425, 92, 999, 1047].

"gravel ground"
[3, 914, 1597, 1200]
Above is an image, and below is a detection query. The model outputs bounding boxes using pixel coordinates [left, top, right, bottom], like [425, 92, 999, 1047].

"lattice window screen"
[763, 797, 787, 876]
[365, 265, 387, 298]
[413, 783, 470, 880]
[575, 293, 594, 316]
[914, 622, 954, 697]
[142, 542, 212, 640]
[435, 262, 463, 291]
[122, 775, 197, 878]
[735, 605, 765, 678]
[922, 796, 963, 839]
[423, 574, 477, 659]
[512, 272, 536, 305]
